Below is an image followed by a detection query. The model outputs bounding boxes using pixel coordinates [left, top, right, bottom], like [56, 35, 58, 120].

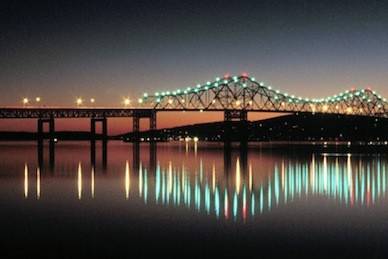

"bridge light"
[193, 137, 199, 142]
[235, 100, 241, 106]
[241, 72, 248, 77]
[322, 105, 328, 112]
[143, 93, 148, 98]
[22, 98, 29, 105]
[76, 98, 83, 106]
[35, 97, 41, 103]
[346, 107, 353, 114]
[155, 92, 159, 96]
[123, 98, 131, 106]
[212, 100, 216, 104]
[156, 98, 161, 103]
[168, 99, 173, 104]
[138, 98, 143, 104]
[248, 100, 253, 105]
[90, 98, 95, 104]
[181, 99, 185, 103]
[215, 77, 220, 81]
[251, 77, 255, 81]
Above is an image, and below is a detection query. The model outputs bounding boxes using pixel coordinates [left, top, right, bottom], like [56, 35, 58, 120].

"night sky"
[1, 0, 388, 133]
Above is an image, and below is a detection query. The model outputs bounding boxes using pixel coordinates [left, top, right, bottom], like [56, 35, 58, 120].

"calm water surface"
[1, 141, 388, 258]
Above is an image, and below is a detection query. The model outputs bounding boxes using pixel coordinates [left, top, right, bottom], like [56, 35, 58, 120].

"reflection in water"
[125, 161, 130, 199]
[78, 163, 82, 200]
[22, 153, 388, 221]
[91, 166, 95, 199]
[36, 167, 40, 200]
[24, 164, 28, 198]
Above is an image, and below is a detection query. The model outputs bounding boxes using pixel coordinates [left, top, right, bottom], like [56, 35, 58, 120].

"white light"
[76, 98, 83, 106]
[22, 98, 29, 105]
[90, 98, 95, 103]
[35, 97, 41, 102]
[123, 98, 131, 106]
[138, 98, 143, 103]
[193, 137, 199, 142]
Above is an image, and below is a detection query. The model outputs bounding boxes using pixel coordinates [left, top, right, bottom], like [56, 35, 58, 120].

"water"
[1, 141, 388, 258]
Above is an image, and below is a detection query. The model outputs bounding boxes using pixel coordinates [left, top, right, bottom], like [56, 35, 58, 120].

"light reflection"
[36, 167, 40, 200]
[21, 153, 388, 222]
[91, 166, 95, 198]
[125, 161, 130, 199]
[77, 163, 82, 200]
[24, 164, 28, 198]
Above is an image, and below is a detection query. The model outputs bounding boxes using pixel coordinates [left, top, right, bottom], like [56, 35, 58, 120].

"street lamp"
[123, 97, 131, 106]
[22, 98, 29, 106]
[76, 98, 83, 106]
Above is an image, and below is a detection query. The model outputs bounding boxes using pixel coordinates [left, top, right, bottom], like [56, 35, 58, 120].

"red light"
[241, 72, 248, 77]
[224, 73, 230, 78]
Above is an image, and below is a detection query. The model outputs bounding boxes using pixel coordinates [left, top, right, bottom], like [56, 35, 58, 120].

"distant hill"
[120, 113, 388, 142]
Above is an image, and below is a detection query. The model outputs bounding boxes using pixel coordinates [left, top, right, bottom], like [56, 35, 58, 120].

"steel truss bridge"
[0, 74, 387, 140]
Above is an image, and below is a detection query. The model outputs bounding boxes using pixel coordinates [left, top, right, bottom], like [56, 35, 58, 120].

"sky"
[1, 0, 388, 133]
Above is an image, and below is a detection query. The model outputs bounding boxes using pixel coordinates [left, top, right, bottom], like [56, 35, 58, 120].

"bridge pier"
[37, 116, 55, 169]
[223, 110, 248, 144]
[132, 110, 157, 142]
[90, 117, 108, 168]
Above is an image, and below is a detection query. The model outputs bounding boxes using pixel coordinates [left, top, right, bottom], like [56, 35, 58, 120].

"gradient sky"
[1, 0, 388, 133]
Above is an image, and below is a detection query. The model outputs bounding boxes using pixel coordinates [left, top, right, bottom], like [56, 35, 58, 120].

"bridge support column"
[133, 116, 140, 142]
[90, 117, 108, 168]
[223, 110, 248, 144]
[37, 116, 55, 169]
[149, 111, 157, 131]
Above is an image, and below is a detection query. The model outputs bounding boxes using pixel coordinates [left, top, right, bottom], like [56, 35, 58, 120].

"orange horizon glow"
[0, 112, 285, 135]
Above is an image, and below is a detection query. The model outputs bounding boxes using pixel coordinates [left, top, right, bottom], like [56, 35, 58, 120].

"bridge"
[1, 74, 387, 135]
[0, 74, 387, 166]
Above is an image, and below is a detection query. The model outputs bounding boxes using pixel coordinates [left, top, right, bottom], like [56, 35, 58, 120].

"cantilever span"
[138, 74, 388, 117]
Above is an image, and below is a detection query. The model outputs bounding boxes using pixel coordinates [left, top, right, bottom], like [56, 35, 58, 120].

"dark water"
[1, 141, 388, 258]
